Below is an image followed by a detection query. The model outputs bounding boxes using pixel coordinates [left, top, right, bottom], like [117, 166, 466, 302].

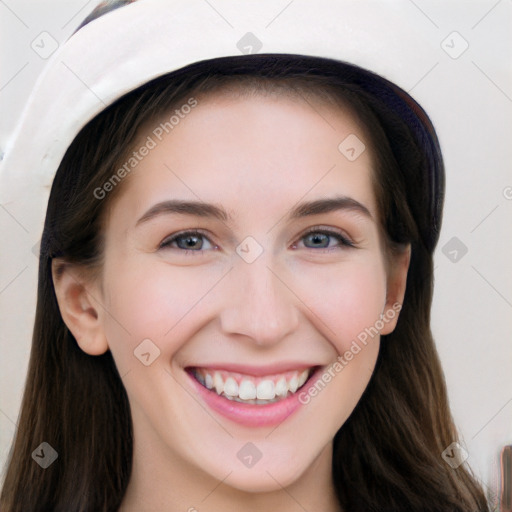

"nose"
[219, 255, 300, 347]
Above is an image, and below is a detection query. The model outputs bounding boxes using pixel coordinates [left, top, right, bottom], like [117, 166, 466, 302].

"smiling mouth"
[189, 367, 317, 405]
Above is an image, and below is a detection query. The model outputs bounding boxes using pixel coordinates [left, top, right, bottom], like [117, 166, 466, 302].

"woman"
[0, 1, 489, 510]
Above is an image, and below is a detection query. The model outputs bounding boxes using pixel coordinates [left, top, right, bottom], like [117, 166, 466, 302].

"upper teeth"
[194, 368, 311, 403]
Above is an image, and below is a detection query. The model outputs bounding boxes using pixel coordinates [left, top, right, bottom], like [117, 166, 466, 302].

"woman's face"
[66, 91, 408, 494]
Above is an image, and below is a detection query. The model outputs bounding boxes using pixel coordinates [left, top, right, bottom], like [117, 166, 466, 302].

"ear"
[51, 259, 109, 355]
[380, 245, 411, 336]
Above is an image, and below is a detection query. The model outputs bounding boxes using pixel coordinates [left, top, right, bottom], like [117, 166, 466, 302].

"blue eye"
[299, 229, 354, 250]
[159, 227, 354, 254]
[159, 231, 214, 251]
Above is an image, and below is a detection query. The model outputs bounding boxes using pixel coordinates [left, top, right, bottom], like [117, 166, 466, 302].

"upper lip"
[186, 362, 321, 377]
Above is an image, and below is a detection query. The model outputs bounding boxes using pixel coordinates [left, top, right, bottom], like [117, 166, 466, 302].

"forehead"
[105, 92, 377, 231]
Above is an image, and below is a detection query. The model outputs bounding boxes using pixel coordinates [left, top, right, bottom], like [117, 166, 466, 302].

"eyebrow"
[135, 195, 372, 227]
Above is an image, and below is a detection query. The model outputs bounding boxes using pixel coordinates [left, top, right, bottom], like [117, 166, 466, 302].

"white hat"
[0, 0, 427, 232]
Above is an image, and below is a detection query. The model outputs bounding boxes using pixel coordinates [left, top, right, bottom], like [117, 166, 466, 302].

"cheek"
[290, 258, 386, 430]
[101, 257, 223, 367]
[293, 256, 387, 354]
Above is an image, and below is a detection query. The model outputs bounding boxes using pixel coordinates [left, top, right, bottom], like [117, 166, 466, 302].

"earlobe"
[51, 259, 109, 355]
[380, 245, 411, 336]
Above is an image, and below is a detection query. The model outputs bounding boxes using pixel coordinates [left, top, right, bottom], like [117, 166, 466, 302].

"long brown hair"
[1, 54, 489, 512]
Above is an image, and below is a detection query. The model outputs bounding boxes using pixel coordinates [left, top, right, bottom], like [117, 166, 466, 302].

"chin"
[221, 464, 306, 494]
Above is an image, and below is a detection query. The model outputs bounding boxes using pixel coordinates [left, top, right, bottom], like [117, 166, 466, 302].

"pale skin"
[52, 91, 410, 512]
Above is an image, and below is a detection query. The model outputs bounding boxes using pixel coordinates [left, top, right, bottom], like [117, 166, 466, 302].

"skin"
[53, 91, 410, 512]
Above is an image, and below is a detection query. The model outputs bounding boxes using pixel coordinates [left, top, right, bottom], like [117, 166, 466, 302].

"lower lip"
[187, 368, 322, 428]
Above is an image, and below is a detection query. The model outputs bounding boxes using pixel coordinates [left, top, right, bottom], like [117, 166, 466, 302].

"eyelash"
[294, 227, 355, 251]
[159, 227, 355, 254]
